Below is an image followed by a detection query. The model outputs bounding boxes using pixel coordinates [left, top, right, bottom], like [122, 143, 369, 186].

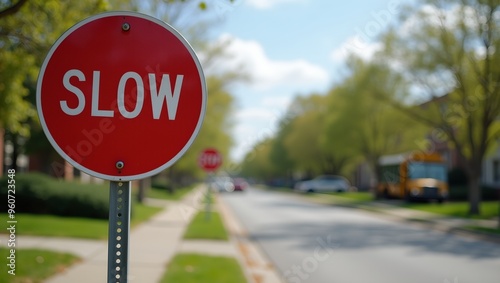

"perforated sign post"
[36, 12, 206, 282]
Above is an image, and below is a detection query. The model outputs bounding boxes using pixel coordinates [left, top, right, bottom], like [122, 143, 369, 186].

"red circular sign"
[198, 148, 223, 172]
[36, 12, 206, 181]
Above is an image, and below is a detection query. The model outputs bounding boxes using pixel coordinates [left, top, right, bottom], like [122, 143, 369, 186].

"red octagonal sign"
[37, 12, 207, 181]
[198, 148, 223, 172]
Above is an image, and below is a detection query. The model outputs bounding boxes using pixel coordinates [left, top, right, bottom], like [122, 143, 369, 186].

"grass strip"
[131, 203, 164, 227]
[403, 201, 499, 219]
[0, 248, 80, 283]
[463, 225, 500, 235]
[8, 203, 162, 239]
[148, 186, 194, 200]
[314, 191, 373, 203]
[304, 191, 499, 222]
[302, 192, 373, 207]
[183, 211, 228, 241]
[333, 192, 373, 202]
[159, 253, 247, 283]
[16, 214, 108, 239]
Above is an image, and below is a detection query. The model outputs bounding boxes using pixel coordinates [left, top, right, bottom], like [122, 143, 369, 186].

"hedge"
[1, 173, 109, 219]
[449, 185, 500, 201]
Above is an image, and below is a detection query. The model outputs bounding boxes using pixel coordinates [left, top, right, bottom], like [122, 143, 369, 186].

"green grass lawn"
[183, 211, 228, 241]
[303, 190, 499, 221]
[464, 225, 500, 235]
[159, 253, 247, 283]
[148, 186, 194, 200]
[16, 214, 109, 239]
[327, 191, 373, 202]
[7, 203, 162, 239]
[132, 203, 164, 226]
[0, 248, 80, 283]
[304, 191, 374, 206]
[403, 201, 499, 219]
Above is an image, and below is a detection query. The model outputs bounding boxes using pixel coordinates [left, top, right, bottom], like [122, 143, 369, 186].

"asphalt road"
[221, 187, 500, 283]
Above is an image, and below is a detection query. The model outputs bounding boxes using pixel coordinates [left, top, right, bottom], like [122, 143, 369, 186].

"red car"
[232, 178, 248, 192]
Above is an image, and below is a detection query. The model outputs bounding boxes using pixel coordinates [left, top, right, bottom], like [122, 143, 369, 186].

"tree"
[169, 75, 235, 181]
[275, 94, 355, 177]
[380, 0, 500, 214]
[268, 114, 296, 182]
[240, 138, 276, 182]
[0, 0, 34, 174]
[0, 0, 109, 174]
[0, 0, 240, 178]
[115, 1, 242, 196]
[323, 56, 428, 188]
[280, 95, 325, 176]
[0, 0, 28, 19]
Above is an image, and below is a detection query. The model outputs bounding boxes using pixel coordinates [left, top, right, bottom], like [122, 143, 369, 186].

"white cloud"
[210, 34, 329, 91]
[261, 96, 292, 108]
[328, 3, 480, 67]
[400, 4, 479, 35]
[236, 107, 276, 120]
[330, 35, 383, 63]
[231, 100, 290, 161]
[246, 0, 307, 9]
[235, 106, 283, 134]
[205, 34, 329, 161]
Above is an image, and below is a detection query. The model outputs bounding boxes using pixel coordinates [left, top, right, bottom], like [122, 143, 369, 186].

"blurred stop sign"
[198, 148, 222, 172]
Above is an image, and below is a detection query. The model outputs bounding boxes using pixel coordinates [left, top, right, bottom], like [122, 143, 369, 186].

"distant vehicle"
[294, 175, 350, 193]
[232, 178, 248, 192]
[376, 151, 448, 202]
[211, 176, 235, 193]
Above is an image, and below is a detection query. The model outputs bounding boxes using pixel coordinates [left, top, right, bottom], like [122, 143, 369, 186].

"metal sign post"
[198, 149, 222, 222]
[107, 181, 131, 283]
[205, 173, 213, 221]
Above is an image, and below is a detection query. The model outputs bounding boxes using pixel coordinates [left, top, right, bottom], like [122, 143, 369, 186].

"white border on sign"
[36, 11, 207, 181]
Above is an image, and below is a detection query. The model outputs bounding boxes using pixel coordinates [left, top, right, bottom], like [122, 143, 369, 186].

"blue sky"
[204, 0, 412, 161]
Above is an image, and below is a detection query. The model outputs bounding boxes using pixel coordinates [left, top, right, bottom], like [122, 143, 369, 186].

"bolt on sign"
[37, 11, 207, 181]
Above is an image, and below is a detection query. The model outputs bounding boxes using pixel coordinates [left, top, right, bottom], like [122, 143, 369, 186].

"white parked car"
[210, 176, 235, 192]
[294, 175, 350, 193]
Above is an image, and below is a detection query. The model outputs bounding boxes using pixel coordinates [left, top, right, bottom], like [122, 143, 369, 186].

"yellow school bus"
[376, 151, 448, 202]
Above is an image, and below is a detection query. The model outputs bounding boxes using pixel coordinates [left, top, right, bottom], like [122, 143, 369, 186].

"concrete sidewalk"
[45, 188, 200, 283]
[1, 186, 284, 283]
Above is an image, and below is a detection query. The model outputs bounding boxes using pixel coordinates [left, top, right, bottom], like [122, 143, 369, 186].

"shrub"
[0, 173, 109, 219]
[151, 177, 174, 192]
[449, 185, 500, 201]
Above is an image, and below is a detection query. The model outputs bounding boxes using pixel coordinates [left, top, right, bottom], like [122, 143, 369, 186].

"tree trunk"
[467, 174, 481, 215]
[0, 128, 4, 176]
[11, 133, 19, 172]
[137, 177, 150, 203]
[166, 168, 175, 194]
[64, 160, 74, 181]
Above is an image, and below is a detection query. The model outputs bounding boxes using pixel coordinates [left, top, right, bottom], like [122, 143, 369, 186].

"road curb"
[216, 193, 285, 283]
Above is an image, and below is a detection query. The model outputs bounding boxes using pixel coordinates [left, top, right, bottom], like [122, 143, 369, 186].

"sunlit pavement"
[221, 187, 500, 283]
[1, 185, 283, 283]
[305, 193, 500, 244]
